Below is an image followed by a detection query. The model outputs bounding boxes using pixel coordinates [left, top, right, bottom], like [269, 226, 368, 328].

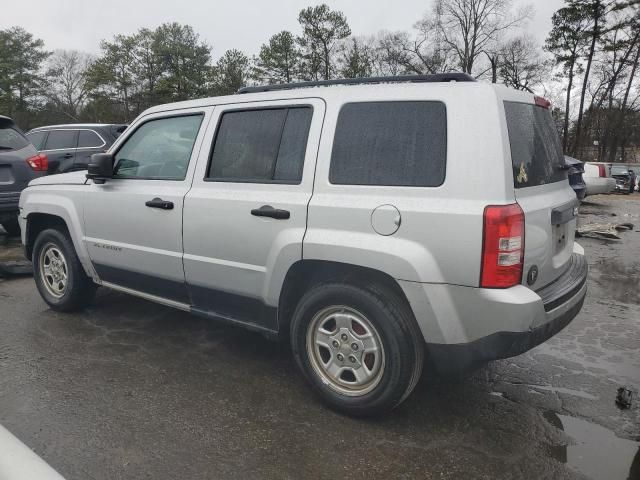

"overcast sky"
[3, 0, 565, 58]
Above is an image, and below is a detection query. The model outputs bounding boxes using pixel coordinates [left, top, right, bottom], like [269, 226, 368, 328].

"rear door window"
[78, 130, 104, 148]
[329, 101, 447, 187]
[0, 127, 30, 151]
[44, 130, 78, 150]
[504, 102, 566, 188]
[26, 131, 47, 150]
[207, 106, 313, 184]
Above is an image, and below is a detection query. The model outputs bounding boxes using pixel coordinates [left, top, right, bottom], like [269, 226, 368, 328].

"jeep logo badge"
[527, 265, 539, 286]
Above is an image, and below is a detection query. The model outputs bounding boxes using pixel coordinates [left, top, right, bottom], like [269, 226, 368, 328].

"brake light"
[480, 204, 525, 288]
[26, 153, 49, 171]
[597, 164, 606, 177]
[534, 96, 551, 109]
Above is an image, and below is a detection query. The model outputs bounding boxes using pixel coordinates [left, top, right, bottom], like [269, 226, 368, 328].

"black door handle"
[145, 198, 174, 210]
[62, 153, 74, 159]
[251, 205, 290, 220]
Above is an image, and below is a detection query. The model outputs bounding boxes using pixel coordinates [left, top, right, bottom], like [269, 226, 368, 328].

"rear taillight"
[597, 164, 606, 177]
[534, 96, 551, 109]
[480, 204, 525, 289]
[26, 153, 48, 171]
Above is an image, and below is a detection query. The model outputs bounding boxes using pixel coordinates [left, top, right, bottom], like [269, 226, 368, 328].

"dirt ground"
[0, 195, 638, 480]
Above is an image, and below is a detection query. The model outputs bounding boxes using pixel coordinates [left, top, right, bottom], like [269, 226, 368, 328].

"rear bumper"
[400, 246, 588, 373]
[426, 283, 585, 373]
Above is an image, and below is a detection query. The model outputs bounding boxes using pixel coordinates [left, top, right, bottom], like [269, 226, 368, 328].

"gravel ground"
[0, 194, 638, 480]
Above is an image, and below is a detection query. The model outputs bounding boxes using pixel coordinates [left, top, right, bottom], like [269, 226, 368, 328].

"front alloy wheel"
[39, 243, 69, 298]
[33, 228, 97, 312]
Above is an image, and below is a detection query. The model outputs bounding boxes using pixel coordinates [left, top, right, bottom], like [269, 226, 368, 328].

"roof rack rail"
[237, 72, 476, 94]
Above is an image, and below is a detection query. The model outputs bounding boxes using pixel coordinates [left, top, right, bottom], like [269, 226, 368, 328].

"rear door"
[504, 99, 576, 290]
[183, 98, 323, 331]
[42, 129, 78, 173]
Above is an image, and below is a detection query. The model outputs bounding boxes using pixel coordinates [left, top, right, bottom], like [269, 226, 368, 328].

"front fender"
[20, 187, 96, 279]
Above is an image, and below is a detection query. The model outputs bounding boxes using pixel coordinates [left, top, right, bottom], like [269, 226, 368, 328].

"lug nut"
[332, 340, 340, 348]
[337, 353, 344, 362]
[351, 343, 358, 351]
[341, 333, 348, 341]
[349, 355, 357, 363]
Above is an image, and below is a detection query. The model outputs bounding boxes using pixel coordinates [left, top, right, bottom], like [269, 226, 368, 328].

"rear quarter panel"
[305, 84, 513, 286]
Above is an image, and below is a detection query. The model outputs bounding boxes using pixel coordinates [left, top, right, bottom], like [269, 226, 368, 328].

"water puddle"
[544, 411, 640, 479]
[530, 385, 598, 400]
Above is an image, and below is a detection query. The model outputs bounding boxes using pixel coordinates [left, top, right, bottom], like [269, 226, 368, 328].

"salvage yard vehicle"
[564, 155, 586, 200]
[26, 124, 127, 175]
[18, 74, 588, 416]
[611, 165, 633, 194]
[583, 162, 615, 196]
[0, 116, 47, 236]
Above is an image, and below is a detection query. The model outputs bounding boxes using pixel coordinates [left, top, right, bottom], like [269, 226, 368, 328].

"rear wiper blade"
[0, 146, 14, 150]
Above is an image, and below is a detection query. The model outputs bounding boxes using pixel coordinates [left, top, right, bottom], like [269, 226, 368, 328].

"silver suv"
[19, 74, 587, 416]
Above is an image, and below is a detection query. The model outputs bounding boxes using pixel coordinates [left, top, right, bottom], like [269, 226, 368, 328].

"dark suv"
[26, 124, 127, 174]
[0, 116, 47, 236]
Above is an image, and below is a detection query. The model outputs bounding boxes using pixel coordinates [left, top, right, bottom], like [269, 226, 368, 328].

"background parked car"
[611, 165, 633, 194]
[564, 155, 586, 200]
[26, 124, 127, 174]
[583, 162, 616, 196]
[0, 116, 47, 236]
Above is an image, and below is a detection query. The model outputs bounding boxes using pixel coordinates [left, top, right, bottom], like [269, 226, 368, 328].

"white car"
[583, 162, 616, 196]
[19, 74, 587, 415]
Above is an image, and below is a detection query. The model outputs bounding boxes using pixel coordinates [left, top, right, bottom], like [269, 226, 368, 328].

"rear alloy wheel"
[306, 305, 385, 397]
[291, 283, 423, 416]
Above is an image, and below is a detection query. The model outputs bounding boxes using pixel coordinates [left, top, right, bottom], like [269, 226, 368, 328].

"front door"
[83, 108, 210, 305]
[183, 98, 324, 331]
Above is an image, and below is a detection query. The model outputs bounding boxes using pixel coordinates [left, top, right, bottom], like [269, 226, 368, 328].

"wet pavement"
[0, 195, 638, 480]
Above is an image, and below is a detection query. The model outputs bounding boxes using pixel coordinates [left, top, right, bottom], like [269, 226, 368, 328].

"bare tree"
[46, 50, 93, 121]
[432, 0, 532, 75]
[499, 36, 549, 92]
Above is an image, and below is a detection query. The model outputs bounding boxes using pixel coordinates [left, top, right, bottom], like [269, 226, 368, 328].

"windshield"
[504, 101, 566, 188]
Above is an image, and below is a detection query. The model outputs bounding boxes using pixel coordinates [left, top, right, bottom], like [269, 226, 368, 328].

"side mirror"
[86, 153, 114, 184]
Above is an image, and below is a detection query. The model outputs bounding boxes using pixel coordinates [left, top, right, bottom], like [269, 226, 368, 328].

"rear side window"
[329, 102, 447, 187]
[45, 130, 78, 150]
[207, 107, 313, 183]
[78, 130, 104, 148]
[26, 131, 47, 150]
[504, 102, 566, 188]
[0, 127, 30, 150]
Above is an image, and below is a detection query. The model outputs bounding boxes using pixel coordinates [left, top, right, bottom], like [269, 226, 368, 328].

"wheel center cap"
[330, 328, 364, 368]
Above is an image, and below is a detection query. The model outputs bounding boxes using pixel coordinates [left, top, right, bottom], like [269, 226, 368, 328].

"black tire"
[290, 282, 424, 416]
[32, 228, 97, 312]
[1, 218, 20, 237]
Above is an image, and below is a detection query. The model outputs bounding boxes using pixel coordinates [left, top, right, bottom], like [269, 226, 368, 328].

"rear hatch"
[504, 100, 577, 290]
[0, 118, 40, 210]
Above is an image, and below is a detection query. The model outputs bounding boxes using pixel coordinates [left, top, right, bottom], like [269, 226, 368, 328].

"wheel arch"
[24, 205, 96, 280]
[278, 260, 413, 334]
